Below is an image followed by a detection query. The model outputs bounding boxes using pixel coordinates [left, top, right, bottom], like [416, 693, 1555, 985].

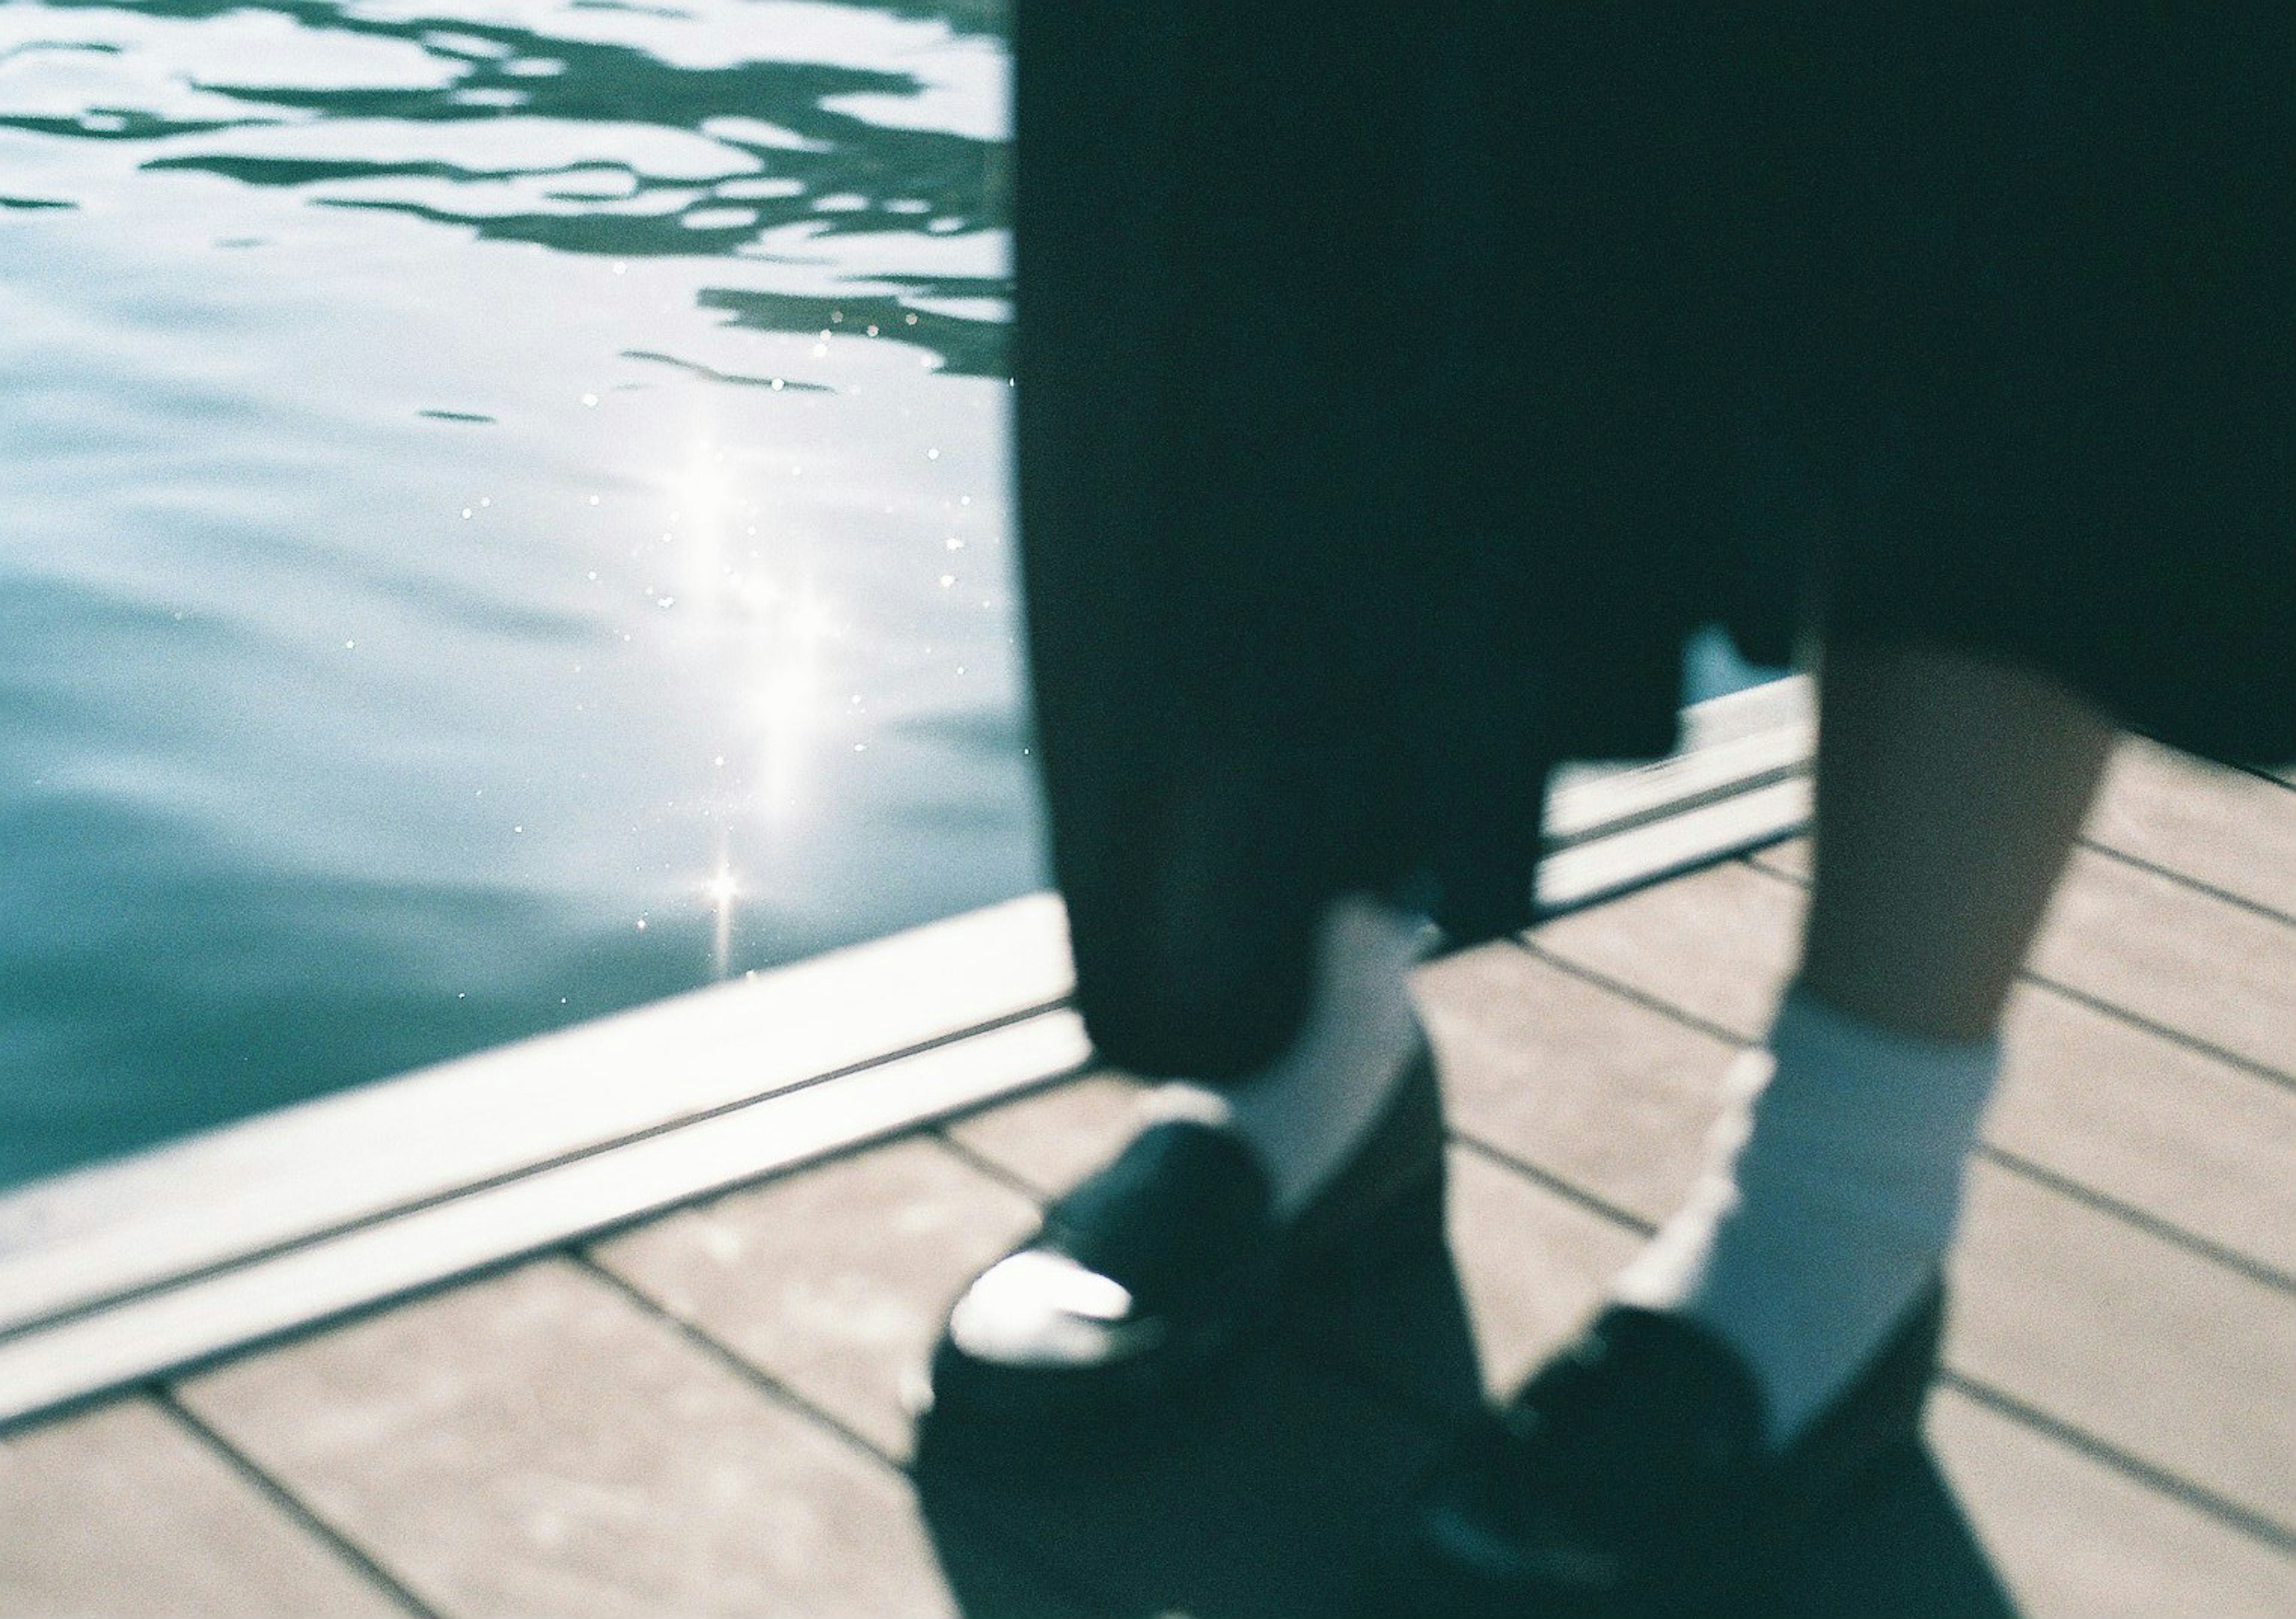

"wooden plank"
[1952, 1165, 2296, 1536]
[174, 1258, 962, 1619]
[1528, 859, 2296, 1278]
[590, 1135, 1041, 1462]
[1931, 1389, 2296, 1618]
[0, 1010, 1091, 1429]
[0, 894, 1075, 1339]
[2086, 738, 2296, 917]
[1986, 991, 2296, 1281]
[1441, 1144, 1639, 1397]
[1416, 939, 1746, 1227]
[1745, 835, 1815, 881]
[2029, 849, 2294, 1079]
[1532, 858, 1799, 1042]
[0, 1396, 409, 1618]
[939, 1071, 1146, 1196]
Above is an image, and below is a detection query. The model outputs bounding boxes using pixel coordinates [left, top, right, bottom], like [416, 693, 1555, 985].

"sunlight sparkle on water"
[702, 857, 742, 978]
[666, 441, 850, 830]
[628, 436, 857, 937]
[668, 448, 734, 527]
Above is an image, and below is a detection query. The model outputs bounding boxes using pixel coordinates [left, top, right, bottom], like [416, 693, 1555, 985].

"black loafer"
[1367, 1281, 1946, 1618]
[924, 1041, 1447, 1432]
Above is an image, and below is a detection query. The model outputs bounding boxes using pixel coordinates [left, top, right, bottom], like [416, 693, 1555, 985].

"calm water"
[0, 1, 1787, 1192]
[0, 0, 1038, 1186]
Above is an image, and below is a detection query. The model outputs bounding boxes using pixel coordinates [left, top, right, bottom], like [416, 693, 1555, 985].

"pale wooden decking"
[2, 737, 2291, 1618]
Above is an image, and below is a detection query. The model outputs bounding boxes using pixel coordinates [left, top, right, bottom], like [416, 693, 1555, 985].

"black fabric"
[1015, 7, 2295, 1079]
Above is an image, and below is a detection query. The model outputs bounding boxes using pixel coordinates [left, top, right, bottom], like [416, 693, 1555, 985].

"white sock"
[1142, 893, 1428, 1220]
[1611, 985, 2001, 1443]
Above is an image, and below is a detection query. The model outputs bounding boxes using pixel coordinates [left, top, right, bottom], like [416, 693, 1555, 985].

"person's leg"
[1141, 893, 1429, 1218]
[1615, 639, 2115, 1438]
[1797, 639, 2117, 1042]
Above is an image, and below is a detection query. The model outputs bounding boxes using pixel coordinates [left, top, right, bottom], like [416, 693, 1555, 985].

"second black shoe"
[1364, 1279, 1946, 1618]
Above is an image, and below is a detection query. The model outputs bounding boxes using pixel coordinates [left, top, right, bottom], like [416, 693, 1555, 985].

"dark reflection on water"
[5, 0, 1010, 370]
[697, 286, 1007, 379]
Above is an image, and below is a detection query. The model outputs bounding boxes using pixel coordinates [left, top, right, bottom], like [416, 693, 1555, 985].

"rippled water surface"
[0, 0, 1035, 1184]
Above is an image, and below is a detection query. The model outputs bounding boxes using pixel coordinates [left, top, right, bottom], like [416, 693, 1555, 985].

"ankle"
[1612, 986, 2001, 1443]
[1149, 893, 1426, 1218]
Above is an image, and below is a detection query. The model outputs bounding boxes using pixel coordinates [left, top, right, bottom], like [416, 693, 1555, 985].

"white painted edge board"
[0, 677, 1816, 1423]
[1538, 777, 1814, 915]
[0, 1012, 1093, 1428]
[0, 893, 1076, 1338]
[0, 680, 1814, 1340]
[1546, 676, 1813, 847]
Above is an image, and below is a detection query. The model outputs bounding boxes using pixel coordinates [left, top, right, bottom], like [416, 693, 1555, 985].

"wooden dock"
[2, 697, 2289, 1617]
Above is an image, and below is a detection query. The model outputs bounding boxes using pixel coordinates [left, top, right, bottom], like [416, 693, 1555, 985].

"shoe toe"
[945, 1248, 1171, 1368]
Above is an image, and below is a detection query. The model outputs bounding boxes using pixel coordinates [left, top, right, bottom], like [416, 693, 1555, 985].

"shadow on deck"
[911, 1238, 2011, 1619]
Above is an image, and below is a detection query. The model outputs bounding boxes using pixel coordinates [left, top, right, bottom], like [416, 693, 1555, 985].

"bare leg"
[1617, 637, 2115, 1438]
[1801, 640, 2115, 1042]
